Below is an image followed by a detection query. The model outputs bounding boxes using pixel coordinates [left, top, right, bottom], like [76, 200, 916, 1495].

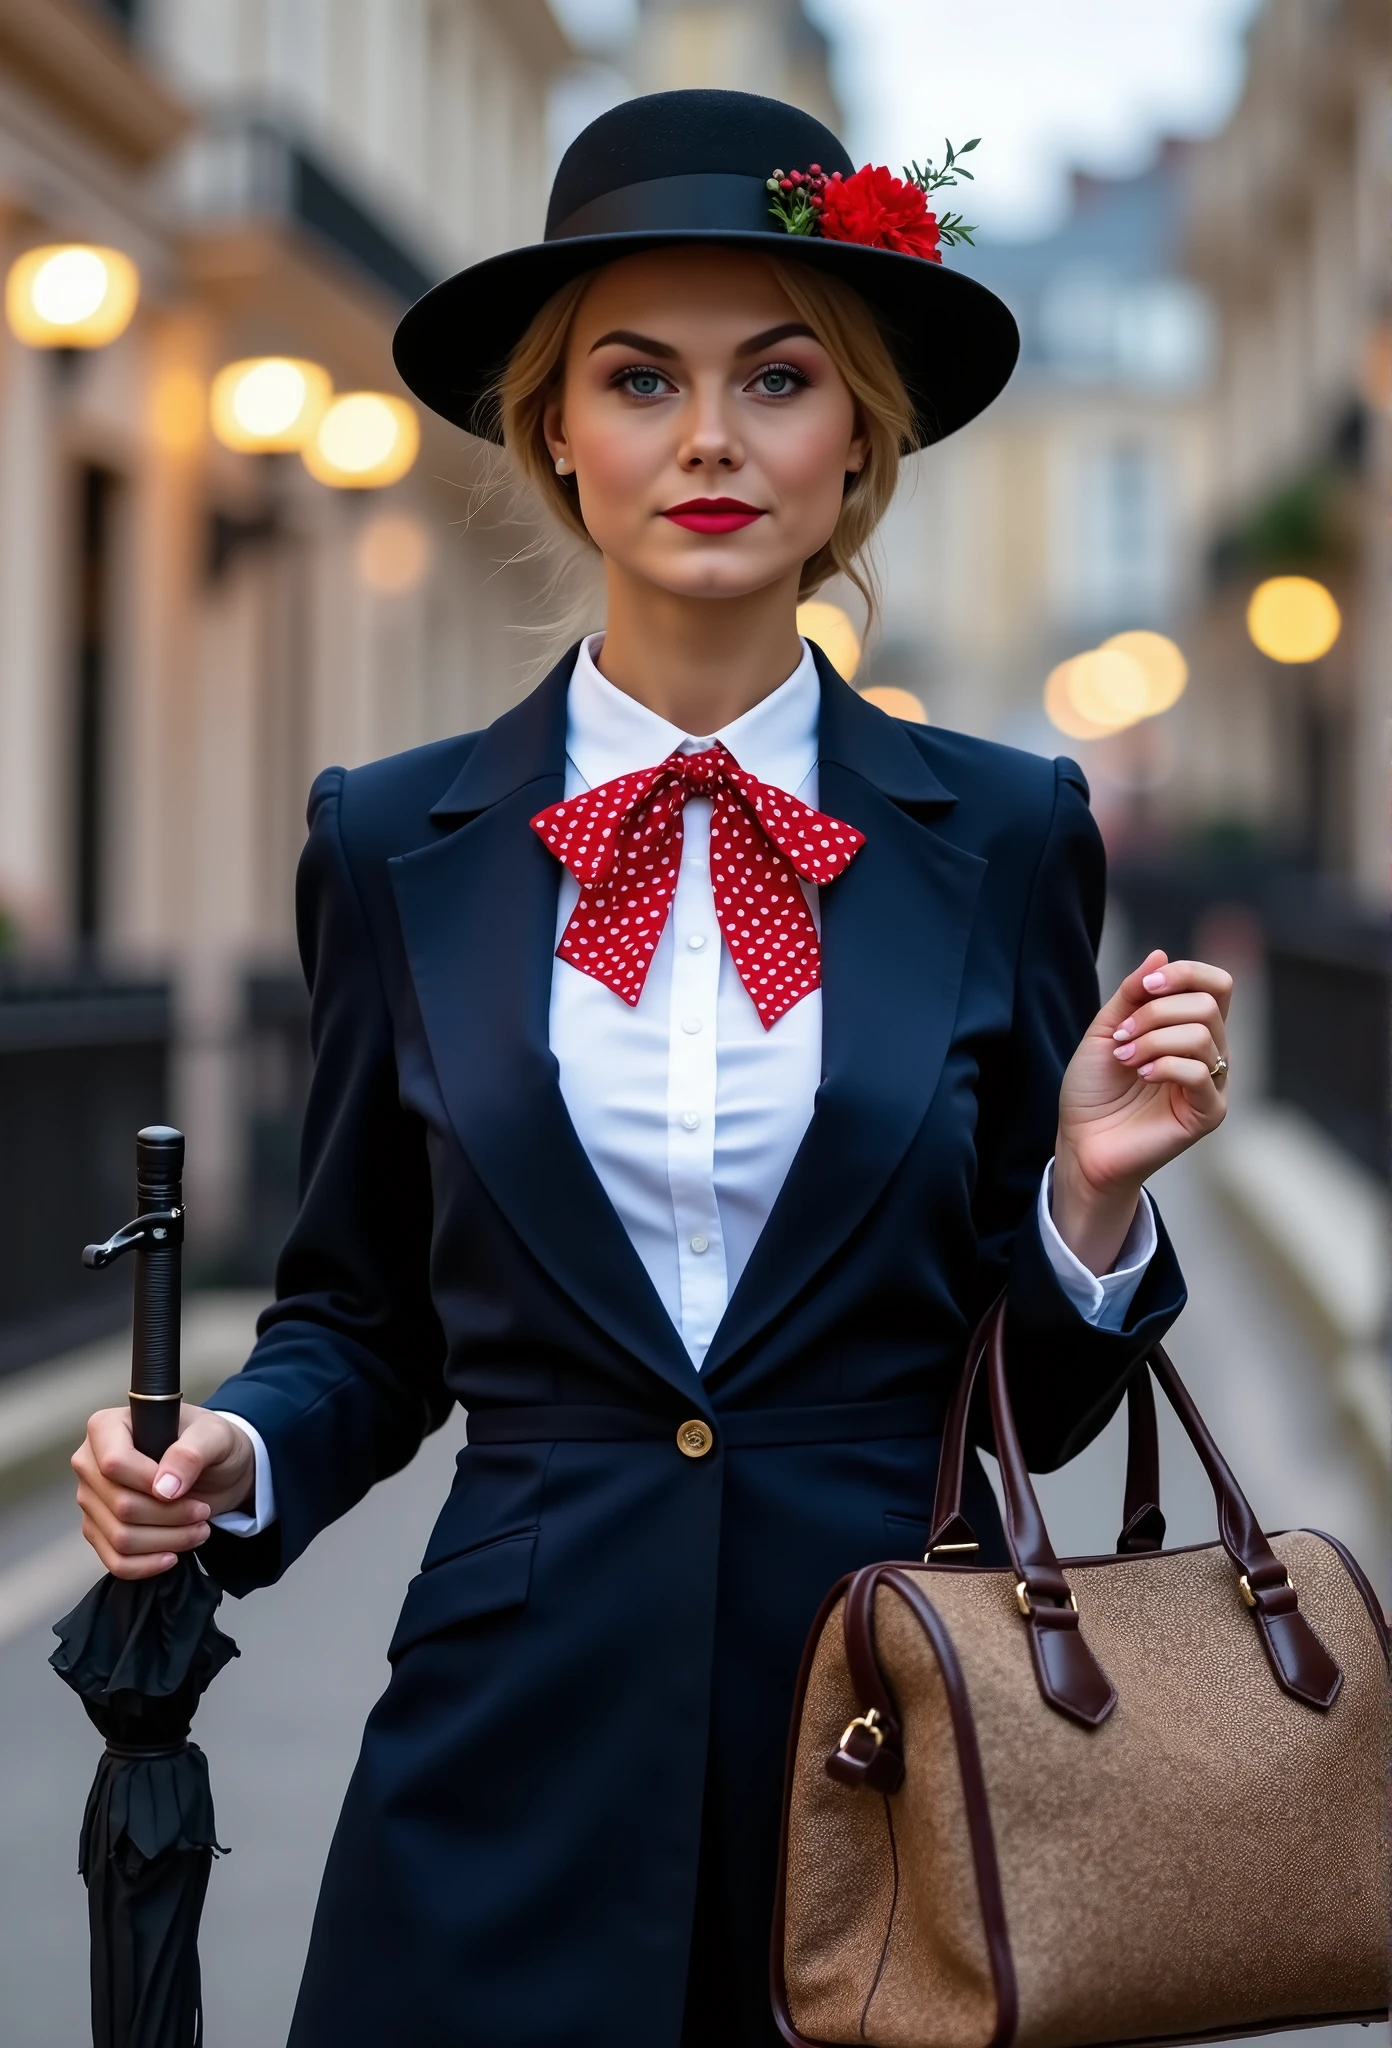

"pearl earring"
[555, 456, 571, 475]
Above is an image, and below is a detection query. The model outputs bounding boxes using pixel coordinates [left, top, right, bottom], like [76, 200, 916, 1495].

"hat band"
[548, 173, 775, 242]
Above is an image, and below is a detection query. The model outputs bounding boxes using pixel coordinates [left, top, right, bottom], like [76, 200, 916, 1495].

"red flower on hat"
[819, 165, 942, 262]
[766, 139, 977, 256]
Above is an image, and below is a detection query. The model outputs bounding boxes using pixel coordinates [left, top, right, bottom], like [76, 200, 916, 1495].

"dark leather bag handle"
[926, 1298, 1342, 1720]
[930, 1299, 1164, 1558]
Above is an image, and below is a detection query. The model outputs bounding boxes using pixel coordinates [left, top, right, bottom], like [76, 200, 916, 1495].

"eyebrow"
[586, 320, 819, 359]
[734, 321, 818, 356]
[588, 329, 678, 358]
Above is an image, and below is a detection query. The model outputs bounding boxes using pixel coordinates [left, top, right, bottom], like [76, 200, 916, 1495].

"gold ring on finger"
[1209, 1056, 1228, 1084]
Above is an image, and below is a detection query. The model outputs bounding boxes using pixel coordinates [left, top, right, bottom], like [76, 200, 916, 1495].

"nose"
[676, 375, 743, 473]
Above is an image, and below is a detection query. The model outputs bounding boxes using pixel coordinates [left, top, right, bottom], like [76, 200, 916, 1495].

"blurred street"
[0, 1135, 1384, 2047]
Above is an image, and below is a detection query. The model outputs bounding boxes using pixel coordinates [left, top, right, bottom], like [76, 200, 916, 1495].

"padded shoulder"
[908, 720, 1085, 808]
[896, 722, 1090, 878]
[312, 730, 486, 869]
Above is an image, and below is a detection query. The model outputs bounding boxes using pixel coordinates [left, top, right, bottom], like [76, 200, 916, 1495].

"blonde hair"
[489, 256, 919, 635]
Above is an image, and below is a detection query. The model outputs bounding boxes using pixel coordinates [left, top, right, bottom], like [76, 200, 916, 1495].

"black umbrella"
[51, 1126, 239, 2048]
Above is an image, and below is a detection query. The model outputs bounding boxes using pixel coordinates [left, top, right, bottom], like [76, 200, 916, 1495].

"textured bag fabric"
[774, 1319, 1390, 2047]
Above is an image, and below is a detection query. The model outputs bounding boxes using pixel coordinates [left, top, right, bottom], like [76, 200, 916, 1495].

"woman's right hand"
[72, 1403, 256, 1579]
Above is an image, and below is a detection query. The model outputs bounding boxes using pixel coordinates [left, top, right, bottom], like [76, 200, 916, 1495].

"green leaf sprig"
[904, 137, 980, 244]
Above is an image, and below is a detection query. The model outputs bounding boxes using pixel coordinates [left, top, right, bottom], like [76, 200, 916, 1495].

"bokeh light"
[211, 358, 332, 453]
[355, 511, 435, 595]
[1246, 576, 1341, 664]
[303, 393, 420, 488]
[795, 600, 861, 680]
[5, 244, 139, 348]
[1065, 646, 1149, 729]
[1044, 659, 1115, 741]
[1101, 629, 1188, 716]
[860, 685, 928, 724]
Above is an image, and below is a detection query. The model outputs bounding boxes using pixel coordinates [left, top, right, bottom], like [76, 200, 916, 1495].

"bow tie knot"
[672, 746, 725, 797]
[530, 741, 865, 1028]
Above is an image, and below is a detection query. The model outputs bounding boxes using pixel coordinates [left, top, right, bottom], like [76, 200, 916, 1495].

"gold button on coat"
[677, 1419, 714, 1458]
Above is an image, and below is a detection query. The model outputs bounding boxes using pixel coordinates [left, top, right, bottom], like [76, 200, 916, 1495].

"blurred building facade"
[870, 0, 1389, 1181]
[0, 0, 569, 1355]
[1165, 0, 1390, 1186]
[870, 141, 1216, 799]
[1181, 0, 1389, 903]
[631, 0, 837, 131]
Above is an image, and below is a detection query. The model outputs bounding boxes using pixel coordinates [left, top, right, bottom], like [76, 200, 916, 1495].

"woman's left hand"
[1052, 948, 1232, 1276]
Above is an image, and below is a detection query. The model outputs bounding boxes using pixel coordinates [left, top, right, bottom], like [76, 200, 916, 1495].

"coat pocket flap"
[388, 1530, 537, 1662]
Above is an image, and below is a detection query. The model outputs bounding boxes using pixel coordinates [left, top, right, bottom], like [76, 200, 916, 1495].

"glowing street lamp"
[302, 392, 419, 488]
[1246, 577, 1341, 664]
[210, 357, 332, 453]
[6, 244, 139, 348]
[795, 600, 861, 680]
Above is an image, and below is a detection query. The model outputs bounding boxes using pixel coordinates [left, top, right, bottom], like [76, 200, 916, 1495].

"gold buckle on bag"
[1238, 1568, 1290, 1608]
[837, 1709, 884, 1752]
[1015, 1580, 1079, 1617]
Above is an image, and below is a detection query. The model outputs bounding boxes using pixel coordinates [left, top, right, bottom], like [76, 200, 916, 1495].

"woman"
[73, 90, 1232, 2048]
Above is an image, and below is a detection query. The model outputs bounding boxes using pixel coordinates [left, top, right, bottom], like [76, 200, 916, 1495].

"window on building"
[1069, 438, 1173, 628]
[1039, 272, 1213, 390]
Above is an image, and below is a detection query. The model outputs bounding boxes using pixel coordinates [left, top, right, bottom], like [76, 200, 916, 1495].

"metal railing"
[1109, 855, 1389, 1177]
[0, 974, 171, 1376]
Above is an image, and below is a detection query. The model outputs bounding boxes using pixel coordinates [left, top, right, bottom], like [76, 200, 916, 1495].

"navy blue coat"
[202, 646, 1185, 2047]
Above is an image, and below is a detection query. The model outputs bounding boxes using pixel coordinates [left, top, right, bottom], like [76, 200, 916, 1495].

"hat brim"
[392, 228, 1019, 449]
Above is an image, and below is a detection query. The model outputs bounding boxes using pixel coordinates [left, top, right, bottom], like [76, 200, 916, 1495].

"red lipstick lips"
[662, 497, 765, 534]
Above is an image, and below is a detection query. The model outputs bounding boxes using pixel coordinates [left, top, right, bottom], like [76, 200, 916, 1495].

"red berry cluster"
[765, 163, 846, 236]
[770, 163, 843, 212]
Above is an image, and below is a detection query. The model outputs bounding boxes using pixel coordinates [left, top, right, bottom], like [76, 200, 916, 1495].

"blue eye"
[621, 367, 668, 398]
[752, 363, 806, 397]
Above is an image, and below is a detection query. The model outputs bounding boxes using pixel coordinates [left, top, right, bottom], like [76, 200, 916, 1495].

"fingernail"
[1113, 1043, 1135, 1060]
[191, 1503, 210, 1518]
[1143, 972, 1166, 992]
[1112, 1021, 1135, 1040]
[1138, 1062, 1155, 1077]
[154, 1474, 181, 1499]
[159, 1554, 178, 1570]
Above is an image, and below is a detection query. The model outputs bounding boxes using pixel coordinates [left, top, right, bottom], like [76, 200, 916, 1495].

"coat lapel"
[701, 657, 987, 1383]
[389, 650, 703, 1406]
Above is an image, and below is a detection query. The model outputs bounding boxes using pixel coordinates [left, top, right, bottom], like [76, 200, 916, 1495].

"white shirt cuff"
[1037, 1158, 1157, 1333]
[209, 1413, 278, 1536]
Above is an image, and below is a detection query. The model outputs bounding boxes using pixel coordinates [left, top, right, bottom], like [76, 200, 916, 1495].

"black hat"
[393, 89, 1019, 448]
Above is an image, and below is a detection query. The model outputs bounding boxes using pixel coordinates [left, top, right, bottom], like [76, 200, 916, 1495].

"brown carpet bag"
[774, 1299, 1389, 2047]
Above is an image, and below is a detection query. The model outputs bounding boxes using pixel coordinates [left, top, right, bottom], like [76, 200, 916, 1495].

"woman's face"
[544, 249, 868, 602]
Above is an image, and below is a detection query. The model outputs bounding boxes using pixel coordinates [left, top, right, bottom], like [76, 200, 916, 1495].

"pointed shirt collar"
[565, 632, 820, 797]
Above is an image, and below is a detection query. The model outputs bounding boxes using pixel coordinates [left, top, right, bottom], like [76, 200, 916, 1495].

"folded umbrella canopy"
[51, 1127, 238, 2048]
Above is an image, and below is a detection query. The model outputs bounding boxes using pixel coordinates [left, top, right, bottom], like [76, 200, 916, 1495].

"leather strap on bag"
[927, 1299, 1163, 1559]
[926, 1300, 1342, 1720]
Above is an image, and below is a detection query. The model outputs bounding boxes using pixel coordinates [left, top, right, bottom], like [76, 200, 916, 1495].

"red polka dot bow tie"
[530, 744, 865, 1028]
